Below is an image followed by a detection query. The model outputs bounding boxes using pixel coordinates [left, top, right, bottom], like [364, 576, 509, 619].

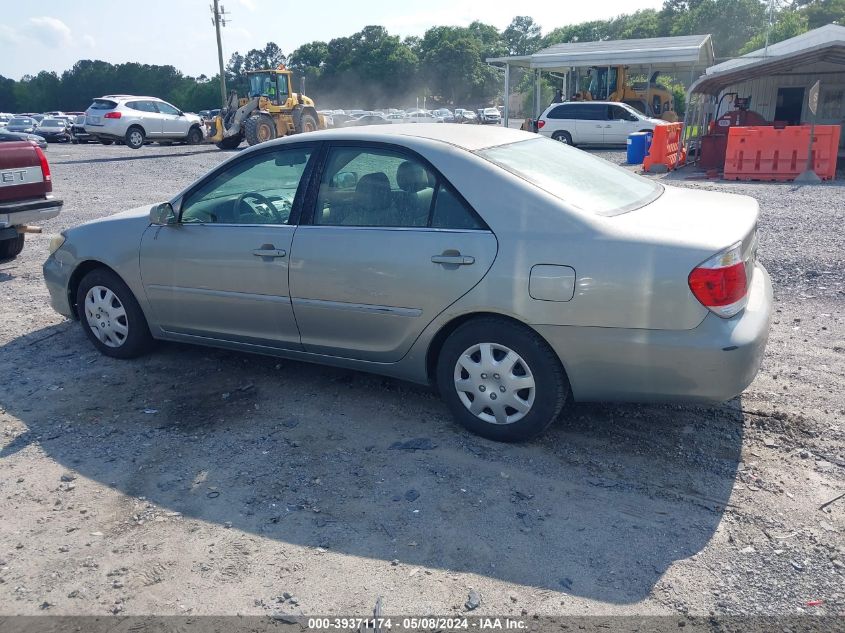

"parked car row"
[1, 97, 206, 150]
[314, 106, 500, 128]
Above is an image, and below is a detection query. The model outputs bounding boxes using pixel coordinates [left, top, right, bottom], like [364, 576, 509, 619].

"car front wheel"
[76, 268, 154, 359]
[436, 317, 569, 442]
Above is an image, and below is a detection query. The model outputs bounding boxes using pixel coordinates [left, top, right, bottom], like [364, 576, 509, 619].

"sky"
[0, 0, 665, 80]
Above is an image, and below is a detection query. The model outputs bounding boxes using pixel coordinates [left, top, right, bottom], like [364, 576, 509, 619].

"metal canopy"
[690, 25, 845, 95]
[487, 34, 715, 73]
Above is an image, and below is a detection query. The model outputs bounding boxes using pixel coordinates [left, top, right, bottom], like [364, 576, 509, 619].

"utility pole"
[210, 0, 229, 109]
[764, 0, 775, 56]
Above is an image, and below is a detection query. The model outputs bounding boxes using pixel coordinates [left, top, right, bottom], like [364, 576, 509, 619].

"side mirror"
[150, 202, 177, 225]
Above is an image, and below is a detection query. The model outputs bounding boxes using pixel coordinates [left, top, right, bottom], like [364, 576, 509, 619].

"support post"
[535, 69, 542, 118]
[212, 0, 228, 109]
[503, 63, 510, 127]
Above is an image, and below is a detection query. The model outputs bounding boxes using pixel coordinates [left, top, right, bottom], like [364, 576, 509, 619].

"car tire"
[99, 139, 114, 146]
[124, 126, 145, 150]
[244, 113, 276, 146]
[186, 126, 203, 145]
[436, 317, 569, 442]
[76, 268, 154, 359]
[0, 234, 24, 261]
[552, 131, 573, 145]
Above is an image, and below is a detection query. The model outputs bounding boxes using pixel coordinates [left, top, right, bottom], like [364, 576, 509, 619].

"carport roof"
[691, 24, 845, 95]
[487, 34, 714, 73]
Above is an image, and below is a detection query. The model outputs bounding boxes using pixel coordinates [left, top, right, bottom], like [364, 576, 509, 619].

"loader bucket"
[208, 115, 225, 143]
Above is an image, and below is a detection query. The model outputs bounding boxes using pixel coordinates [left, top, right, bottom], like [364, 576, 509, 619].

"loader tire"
[245, 114, 277, 146]
[296, 113, 318, 134]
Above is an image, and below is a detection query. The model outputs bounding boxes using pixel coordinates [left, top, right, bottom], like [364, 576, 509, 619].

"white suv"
[84, 95, 204, 149]
[537, 101, 665, 146]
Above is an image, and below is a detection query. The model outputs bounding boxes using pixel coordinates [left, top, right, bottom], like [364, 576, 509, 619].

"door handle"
[252, 248, 287, 258]
[431, 254, 474, 265]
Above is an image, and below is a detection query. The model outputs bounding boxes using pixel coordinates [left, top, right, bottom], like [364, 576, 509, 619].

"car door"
[288, 143, 498, 362]
[129, 100, 163, 137]
[605, 104, 639, 144]
[139, 144, 316, 349]
[575, 104, 607, 144]
[156, 101, 187, 137]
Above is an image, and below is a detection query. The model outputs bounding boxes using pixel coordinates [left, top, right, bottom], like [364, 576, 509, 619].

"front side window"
[156, 101, 180, 115]
[314, 146, 485, 230]
[478, 137, 662, 217]
[609, 105, 634, 121]
[180, 146, 313, 225]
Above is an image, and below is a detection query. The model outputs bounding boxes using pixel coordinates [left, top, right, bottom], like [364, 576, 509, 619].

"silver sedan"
[44, 125, 772, 441]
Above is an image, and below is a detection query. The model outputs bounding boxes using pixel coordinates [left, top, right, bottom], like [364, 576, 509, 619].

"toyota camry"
[44, 125, 772, 441]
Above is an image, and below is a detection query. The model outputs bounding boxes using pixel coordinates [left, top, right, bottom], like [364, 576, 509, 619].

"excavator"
[572, 66, 679, 122]
[209, 65, 324, 149]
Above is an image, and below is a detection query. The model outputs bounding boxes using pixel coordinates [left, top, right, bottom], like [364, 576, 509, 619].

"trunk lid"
[610, 185, 759, 264]
[0, 141, 47, 203]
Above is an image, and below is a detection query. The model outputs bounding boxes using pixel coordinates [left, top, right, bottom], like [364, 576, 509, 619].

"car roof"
[269, 123, 532, 152]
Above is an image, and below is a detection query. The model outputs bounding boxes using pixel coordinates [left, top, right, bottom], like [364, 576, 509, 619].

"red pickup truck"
[0, 140, 62, 260]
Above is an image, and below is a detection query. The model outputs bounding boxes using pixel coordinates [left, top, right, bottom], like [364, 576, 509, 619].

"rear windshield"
[89, 99, 117, 110]
[476, 137, 662, 217]
[41, 119, 62, 126]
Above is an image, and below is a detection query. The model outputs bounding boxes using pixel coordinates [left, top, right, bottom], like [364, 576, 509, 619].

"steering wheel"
[235, 191, 278, 222]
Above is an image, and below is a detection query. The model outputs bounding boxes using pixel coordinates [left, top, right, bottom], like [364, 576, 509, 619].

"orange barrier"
[642, 123, 685, 173]
[723, 125, 840, 181]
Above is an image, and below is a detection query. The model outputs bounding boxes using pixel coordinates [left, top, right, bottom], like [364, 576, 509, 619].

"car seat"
[396, 161, 433, 226]
[342, 172, 394, 226]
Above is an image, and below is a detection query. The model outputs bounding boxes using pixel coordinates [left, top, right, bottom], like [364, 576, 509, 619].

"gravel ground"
[0, 140, 843, 619]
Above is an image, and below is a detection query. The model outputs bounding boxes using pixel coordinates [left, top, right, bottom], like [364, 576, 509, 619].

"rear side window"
[547, 105, 575, 119]
[431, 184, 484, 230]
[478, 137, 662, 217]
[127, 101, 158, 113]
[89, 99, 117, 110]
[580, 104, 607, 121]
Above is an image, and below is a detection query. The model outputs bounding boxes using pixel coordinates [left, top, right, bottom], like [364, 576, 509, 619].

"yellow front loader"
[209, 65, 324, 149]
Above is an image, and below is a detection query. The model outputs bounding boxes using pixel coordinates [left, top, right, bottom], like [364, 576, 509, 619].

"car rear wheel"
[76, 268, 154, 359]
[186, 126, 203, 145]
[244, 113, 276, 146]
[125, 126, 145, 150]
[552, 130, 573, 145]
[0, 234, 24, 261]
[436, 317, 569, 442]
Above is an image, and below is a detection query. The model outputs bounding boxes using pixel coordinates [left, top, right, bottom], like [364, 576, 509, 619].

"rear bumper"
[0, 197, 63, 228]
[535, 263, 773, 403]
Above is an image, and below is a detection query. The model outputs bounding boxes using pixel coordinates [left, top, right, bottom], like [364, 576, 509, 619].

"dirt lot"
[0, 140, 843, 619]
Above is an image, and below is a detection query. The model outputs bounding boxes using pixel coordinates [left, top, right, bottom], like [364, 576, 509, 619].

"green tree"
[795, 0, 845, 27]
[740, 7, 809, 53]
[503, 16, 542, 55]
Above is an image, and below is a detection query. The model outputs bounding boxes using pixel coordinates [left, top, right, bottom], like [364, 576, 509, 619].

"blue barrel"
[627, 131, 652, 165]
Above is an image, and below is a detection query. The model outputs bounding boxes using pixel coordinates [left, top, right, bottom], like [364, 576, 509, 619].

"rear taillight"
[537, 120, 545, 129]
[104, 111, 122, 119]
[688, 243, 748, 318]
[34, 145, 52, 186]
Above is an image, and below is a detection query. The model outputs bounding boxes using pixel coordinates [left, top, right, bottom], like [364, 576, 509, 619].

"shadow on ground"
[0, 321, 744, 604]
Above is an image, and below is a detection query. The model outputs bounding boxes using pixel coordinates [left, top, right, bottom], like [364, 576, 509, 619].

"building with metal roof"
[487, 34, 715, 125]
[686, 24, 845, 149]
